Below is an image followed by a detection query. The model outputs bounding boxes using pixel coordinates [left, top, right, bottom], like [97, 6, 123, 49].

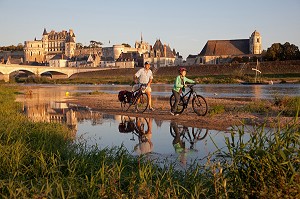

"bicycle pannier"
[118, 90, 132, 103]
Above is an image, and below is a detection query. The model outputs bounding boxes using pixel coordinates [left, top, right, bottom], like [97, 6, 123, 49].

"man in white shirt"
[134, 62, 154, 111]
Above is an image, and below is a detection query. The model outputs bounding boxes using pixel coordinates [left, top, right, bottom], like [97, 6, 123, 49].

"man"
[134, 62, 154, 111]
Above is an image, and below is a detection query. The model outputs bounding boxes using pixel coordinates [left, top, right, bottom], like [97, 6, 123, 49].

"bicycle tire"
[195, 128, 209, 140]
[135, 93, 148, 113]
[169, 94, 185, 114]
[192, 95, 208, 116]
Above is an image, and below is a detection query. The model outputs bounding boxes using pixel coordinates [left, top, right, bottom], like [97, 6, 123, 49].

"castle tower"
[65, 29, 76, 58]
[42, 28, 48, 58]
[249, 30, 262, 55]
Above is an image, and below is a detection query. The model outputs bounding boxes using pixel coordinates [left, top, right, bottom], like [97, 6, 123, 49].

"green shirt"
[173, 75, 195, 93]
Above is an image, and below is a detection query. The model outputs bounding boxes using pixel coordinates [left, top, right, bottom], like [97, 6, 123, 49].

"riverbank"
[66, 91, 299, 131]
[1, 84, 299, 198]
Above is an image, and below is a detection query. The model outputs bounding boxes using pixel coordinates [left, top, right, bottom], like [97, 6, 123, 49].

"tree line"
[262, 42, 300, 61]
[0, 43, 24, 51]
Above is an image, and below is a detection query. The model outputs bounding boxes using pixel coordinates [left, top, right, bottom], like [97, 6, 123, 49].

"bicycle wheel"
[192, 95, 208, 116]
[194, 128, 209, 140]
[121, 101, 130, 111]
[169, 94, 184, 114]
[135, 93, 148, 113]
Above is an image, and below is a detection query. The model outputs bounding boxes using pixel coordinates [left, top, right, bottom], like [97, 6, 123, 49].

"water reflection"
[118, 116, 153, 155]
[18, 93, 227, 167]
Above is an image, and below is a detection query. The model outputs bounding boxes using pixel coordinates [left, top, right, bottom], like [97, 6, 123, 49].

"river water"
[16, 83, 299, 167]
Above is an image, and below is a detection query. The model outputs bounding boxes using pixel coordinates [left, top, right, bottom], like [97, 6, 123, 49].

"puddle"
[20, 99, 240, 168]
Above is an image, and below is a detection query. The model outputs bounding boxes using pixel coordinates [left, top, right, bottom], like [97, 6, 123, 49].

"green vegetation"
[209, 105, 225, 116]
[0, 85, 299, 198]
[0, 44, 23, 51]
[263, 42, 300, 61]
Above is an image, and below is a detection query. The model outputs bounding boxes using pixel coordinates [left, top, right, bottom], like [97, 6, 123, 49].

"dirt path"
[65, 92, 290, 131]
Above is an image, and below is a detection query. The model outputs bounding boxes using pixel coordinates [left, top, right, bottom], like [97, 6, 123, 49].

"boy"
[170, 67, 195, 115]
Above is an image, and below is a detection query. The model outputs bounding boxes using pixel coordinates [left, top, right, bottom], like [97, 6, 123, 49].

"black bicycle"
[119, 84, 149, 113]
[169, 84, 208, 116]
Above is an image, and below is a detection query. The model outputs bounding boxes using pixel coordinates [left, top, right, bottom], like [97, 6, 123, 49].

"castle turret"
[249, 30, 262, 55]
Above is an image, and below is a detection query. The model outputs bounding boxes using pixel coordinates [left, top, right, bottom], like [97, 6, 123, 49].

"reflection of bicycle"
[170, 122, 208, 150]
[118, 116, 150, 143]
[170, 84, 208, 116]
[118, 84, 149, 113]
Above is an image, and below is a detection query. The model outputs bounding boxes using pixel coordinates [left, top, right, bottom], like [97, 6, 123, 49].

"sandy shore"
[65, 92, 297, 131]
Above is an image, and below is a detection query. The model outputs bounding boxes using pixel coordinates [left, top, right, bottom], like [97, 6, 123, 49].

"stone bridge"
[0, 64, 107, 82]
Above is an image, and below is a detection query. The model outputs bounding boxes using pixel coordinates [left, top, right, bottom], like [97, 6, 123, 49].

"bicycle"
[169, 84, 208, 116]
[119, 83, 149, 113]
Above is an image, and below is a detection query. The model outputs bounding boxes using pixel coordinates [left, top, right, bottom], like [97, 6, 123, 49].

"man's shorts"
[144, 86, 151, 93]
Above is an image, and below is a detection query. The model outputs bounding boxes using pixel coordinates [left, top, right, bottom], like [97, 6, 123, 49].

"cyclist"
[134, 62, 155, 111]
[170, 67, 195, 115]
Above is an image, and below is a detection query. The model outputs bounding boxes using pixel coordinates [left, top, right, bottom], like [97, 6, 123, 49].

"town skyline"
[0, 0, 299, 59]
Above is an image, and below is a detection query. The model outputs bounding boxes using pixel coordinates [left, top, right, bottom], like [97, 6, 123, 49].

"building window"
[257, 38, 260, 43]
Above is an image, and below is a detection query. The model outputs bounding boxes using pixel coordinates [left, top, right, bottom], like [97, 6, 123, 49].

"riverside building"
[24, 28, 76, 64]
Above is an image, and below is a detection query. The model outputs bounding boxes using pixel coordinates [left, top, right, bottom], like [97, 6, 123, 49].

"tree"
[282, 42, 300, 60]
[122, 43, 131, 48]
[89, 40, 103, 55]
[264, 42, 300, 61]
[76, 43, 83, 49]
[90, 40, 103, 48]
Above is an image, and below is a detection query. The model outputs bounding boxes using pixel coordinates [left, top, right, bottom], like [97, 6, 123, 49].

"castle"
[24, 28, 76, 64]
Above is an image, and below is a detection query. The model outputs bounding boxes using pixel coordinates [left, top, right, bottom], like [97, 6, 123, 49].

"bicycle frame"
[180, 85, 197, 108]
[131, 84, 146, 105]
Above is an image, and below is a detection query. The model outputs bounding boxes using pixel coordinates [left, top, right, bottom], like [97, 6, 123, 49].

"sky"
[0, 0, 299, 59]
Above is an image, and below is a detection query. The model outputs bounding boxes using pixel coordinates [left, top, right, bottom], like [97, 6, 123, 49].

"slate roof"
[65, 35, 75, 43]
[199, 39, 250, 56]
[152, 39, 174, 58]
[50, 54, 69, 60]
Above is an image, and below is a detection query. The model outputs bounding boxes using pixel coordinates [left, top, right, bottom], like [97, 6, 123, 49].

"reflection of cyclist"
[170, 121, 188, 166]
[134, 118, 153, 155]
[171, 67, 195, 115]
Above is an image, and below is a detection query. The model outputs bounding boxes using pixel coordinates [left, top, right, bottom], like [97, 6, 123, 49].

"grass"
[0, 84, 299, 198]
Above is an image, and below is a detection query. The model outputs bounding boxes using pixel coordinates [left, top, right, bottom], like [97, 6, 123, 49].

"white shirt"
[135, 68, 153, 84]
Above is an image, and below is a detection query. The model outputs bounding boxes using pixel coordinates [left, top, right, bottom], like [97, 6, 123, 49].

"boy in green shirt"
[170, 67, 195, 115]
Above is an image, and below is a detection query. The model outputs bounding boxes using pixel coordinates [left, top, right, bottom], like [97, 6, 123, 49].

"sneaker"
[149, 107, 155, 111]
[170, 111, 179, 116]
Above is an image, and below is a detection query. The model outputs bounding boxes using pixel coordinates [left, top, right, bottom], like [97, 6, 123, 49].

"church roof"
[199, 39, 250, 56]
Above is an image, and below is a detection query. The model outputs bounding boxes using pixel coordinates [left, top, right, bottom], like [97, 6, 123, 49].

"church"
[196, 30, 262, 64]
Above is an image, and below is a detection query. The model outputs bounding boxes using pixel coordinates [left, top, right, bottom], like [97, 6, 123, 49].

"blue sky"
[0, 0, 299, 59]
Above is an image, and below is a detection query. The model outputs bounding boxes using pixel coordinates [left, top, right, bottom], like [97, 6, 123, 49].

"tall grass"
[0, 84, 299, 198]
